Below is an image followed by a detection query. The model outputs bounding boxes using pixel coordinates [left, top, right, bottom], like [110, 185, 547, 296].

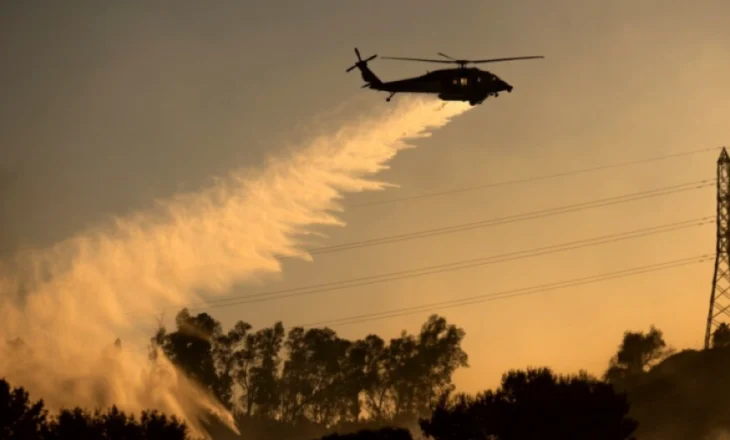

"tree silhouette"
[151, 308, 232, 408]
[420, 367, 638, 440]
[604, 325, 673, 388]
[149, 310, 468, 436]
[19, 315, 730, 439]
[14, 307, 730, 439]
[357, 335, 389, 420]
[357, 315, 468, 423]
[47, 407, 191, 439]
[611, 342, 730, 439]
[0, 378, 49, 440]
[212, 319, 281, 419]
[712, 323, 730, 348]
[280, 326, 355, 425]
[0, 378, 191, 439]
[319, 426, 413, 439]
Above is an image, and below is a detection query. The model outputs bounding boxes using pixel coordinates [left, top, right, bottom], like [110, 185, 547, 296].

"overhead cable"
[348, 146, 720, 208]
[180, 216, 712, 313]
[297, 253, 714, 328]
[310, 179, 714, 255]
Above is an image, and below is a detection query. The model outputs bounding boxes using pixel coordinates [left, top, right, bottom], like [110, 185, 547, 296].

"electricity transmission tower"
[705, 147, 730, 349]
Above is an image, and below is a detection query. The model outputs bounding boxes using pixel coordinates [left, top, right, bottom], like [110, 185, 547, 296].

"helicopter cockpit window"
[459, 77, 468, 86]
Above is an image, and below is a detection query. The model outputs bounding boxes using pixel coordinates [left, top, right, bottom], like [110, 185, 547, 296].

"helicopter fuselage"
[374, 67, 512, 105]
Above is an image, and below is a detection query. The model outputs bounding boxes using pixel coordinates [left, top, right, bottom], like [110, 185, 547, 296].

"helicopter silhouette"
[346, 48, 544, 106]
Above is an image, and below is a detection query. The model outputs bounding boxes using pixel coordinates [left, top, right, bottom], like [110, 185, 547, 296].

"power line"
[296, 253, 714, 329]
[145, 179, 713, 318]
[181, 216, 712, 313]
[347, 146, 720, 208]
[309, 179, 714, 255]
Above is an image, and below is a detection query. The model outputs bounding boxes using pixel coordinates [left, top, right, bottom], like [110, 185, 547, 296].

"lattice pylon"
[705, 147, 730, 349]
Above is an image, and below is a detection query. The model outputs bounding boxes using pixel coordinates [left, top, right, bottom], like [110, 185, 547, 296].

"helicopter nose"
[501, 81, 513, 93]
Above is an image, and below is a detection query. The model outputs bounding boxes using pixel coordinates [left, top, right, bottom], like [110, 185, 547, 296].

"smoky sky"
[1, 0, 729, 395]
[0, 168, 17, 255]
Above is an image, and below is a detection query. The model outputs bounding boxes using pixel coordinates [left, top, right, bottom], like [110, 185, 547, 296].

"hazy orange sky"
[2, 1, 730, 395]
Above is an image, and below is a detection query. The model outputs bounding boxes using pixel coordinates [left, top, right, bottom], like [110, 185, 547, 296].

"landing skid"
[386, 92, 396, 102]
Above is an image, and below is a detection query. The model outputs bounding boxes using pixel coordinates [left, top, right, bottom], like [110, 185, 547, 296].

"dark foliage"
[11, 311, 730, 439]
[319, 427, 412, 439]
[0, 378, 49, 440]
[595, 323, 730, 439]
[420, 367, 637, 440]
[150, 309, 468, 437]
[0, 378, 191, 440]
[712, 322, 730, 348]
[610, 344, 730, 439]
[604, 325, 673, 389]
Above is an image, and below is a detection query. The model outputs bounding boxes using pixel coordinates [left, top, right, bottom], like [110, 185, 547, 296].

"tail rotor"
[346, 48, 377, 73]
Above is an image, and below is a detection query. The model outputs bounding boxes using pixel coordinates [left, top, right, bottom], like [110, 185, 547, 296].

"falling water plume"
[0, 96, 472, 436]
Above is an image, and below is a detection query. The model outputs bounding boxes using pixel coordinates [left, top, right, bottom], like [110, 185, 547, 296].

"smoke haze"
[0, 97, 471, 435]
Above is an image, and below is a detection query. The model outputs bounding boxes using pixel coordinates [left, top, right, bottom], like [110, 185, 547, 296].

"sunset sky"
[2, 1, 730, 394]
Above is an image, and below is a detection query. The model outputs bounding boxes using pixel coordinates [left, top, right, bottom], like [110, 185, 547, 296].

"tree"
[357, 335, 389, 421]
[280, 327, 353, 425]
[410, 315, 468, 414]
[712, 323, 730, 348]
[276, 314, 468, 427]
[377, 315, 468, 421]
[47, 406, 191, 439]
[151, 309, 231, 408]
[136, 409, 191, 439]
[219, 320, 286, 418]
[604, 325, 672, 386]
[420, 367, 638, 440]
[215, 320, 253, 416]
[319, 427, 413, 439]
[336, 337, 375, 424]
[0, 378, 49, 440]
[0, 378, 191, 439]
[617, 345, 730, 439]
[146, 311, 468, 435]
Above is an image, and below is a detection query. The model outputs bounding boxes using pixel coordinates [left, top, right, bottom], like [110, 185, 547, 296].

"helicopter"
[345, 48, 544, 106]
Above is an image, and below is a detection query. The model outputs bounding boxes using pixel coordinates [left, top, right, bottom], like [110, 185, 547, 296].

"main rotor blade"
[469, 56, 545, 63]
[381, 56, 455, 64]
[437, 52, 456, 60]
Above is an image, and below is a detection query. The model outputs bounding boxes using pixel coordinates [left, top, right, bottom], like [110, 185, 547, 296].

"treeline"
[148, 309, 642, 439]
[1, 310, 470, 439]
[0, 378, 190, 440]
[5, 309, 730, 439]
[150, 310, 469, 438]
